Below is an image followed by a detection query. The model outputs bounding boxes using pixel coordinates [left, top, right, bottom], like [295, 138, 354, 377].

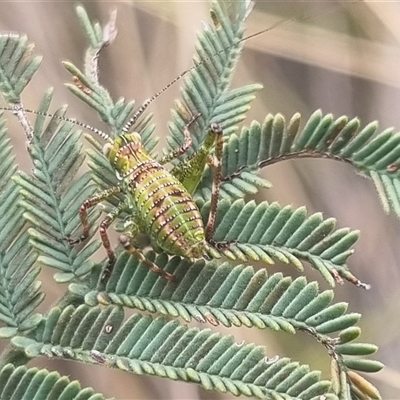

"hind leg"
[204, 123, 230, 249]
[119, 233, 175, 281]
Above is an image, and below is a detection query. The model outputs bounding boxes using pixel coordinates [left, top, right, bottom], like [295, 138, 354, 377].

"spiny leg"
[98, 200, 130, 283]
[205, 123, 224, 244]
[203, 124, 232, 251]
[68, 185, 122, 245]
[119, 234, 175, 281]
[158, 113, 201, 165]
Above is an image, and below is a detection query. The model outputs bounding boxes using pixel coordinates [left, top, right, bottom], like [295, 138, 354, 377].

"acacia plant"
[0, 1, 391, 399]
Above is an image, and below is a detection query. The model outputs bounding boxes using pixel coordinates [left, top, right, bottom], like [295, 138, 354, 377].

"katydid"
[68, 116, 227, 281]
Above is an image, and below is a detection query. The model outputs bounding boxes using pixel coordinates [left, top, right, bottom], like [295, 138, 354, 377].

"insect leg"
[68, 185, 122, 245]
[98, 200, 130, 282]
[119, 234, 175, 281]
[205, 123, 224, 243]
[158, 113, 201, 165]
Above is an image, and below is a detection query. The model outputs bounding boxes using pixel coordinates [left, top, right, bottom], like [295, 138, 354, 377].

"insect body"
[107, 133, 206, 256]
[69, 118, 227, 281]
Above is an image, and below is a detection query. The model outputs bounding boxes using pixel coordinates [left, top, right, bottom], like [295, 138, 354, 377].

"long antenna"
[0, 105, 112, 142]
[122, 0, 363, 132]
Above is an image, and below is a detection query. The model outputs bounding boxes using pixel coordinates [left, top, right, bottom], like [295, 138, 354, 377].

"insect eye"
[102, 142, 113, 156]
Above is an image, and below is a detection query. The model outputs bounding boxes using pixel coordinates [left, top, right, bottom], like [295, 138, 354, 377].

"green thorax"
[103, 132, 152, 178]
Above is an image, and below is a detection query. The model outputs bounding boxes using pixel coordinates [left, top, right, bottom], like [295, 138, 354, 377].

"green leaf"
[343, 359, 384, 373]
[166, 1, 259, 159]
[0, 35, 42, 103]
[13, 305, 336, 400]
[12, 90, 101, 282]
[199, 199, 361, 287]
[0, 364, 106, 400]
[0, 113, 43, 334]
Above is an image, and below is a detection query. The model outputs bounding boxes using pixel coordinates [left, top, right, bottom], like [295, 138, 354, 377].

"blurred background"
[0, 1, 400, 399]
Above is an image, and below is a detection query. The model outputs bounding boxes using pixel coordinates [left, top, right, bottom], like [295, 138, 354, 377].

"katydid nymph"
[67, 115, 227, 282]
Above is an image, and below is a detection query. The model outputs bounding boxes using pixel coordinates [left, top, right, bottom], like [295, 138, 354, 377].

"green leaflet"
[199, 199, 361, 287]
[13, 305, 337, 400]
[0, 114, 43, 338]
[0, 364, 106, 400]
[71, 256, 381, 382]
[195, 111, 400, 213]
[0, 35, 42, 103]
[11, 90, 102, 283]
[166, 1, 258, 158]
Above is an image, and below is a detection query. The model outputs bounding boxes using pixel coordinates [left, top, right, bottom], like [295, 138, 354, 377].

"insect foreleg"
[119, 234, 175, 282]
[68, 185, 122, 245]
[158, 113, 200, 165]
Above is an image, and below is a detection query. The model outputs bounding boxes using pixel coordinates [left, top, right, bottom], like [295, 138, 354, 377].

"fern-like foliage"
[166, 1, 261, 157]
[0, 34, 42, 103]
[74, 255, 383, 377]
[196, 108, 400, 207]
[0, 364, 106, 400]
[62, 5, 134, 135]
[62, 6, 159, 147]
[0, 1, 387, 400]
[11, 90, 103, 283]
[199, 199, 362, 287]
[0, 113, 44, 339]
[12, 305, 338, 400]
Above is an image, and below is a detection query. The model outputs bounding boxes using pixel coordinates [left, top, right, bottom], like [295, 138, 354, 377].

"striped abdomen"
[128, 160, 206, 258]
